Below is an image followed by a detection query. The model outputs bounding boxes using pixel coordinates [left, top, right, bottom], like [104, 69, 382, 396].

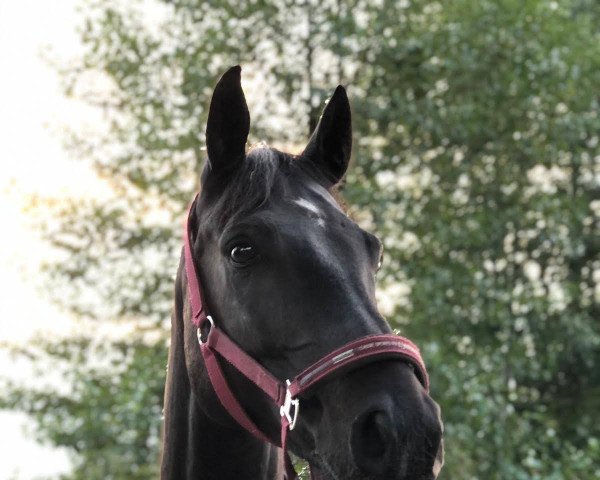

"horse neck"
[160, 258, 281, 480]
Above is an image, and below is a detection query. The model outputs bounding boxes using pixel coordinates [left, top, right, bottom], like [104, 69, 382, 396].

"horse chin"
[308, 450, 444, 480]
[306, 462, 350, 480]
[310, 466, 442, 480]
[309, 464, 424, 480]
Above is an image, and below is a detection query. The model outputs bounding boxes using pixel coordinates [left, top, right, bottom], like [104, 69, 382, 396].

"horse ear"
[205, 66, 250, 176]
[301, 85, 352, 185]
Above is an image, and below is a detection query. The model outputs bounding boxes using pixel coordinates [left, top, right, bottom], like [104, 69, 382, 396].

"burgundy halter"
[183, 197, 429, 480]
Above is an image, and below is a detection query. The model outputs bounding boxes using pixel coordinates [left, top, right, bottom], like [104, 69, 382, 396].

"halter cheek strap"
[183, 197, 429, 480]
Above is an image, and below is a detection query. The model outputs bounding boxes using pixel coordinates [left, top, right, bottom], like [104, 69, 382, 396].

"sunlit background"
[1, 1, 81, 477]
[1, 1, 599, 479]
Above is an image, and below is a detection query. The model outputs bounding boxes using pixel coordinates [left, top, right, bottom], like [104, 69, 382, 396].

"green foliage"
[2, 0, 599, 478]
[339, 2, 600, 478]
[1, 338, 164, 479]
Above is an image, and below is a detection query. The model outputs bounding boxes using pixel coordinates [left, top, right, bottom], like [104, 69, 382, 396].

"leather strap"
[183, 194, 207, 326]
[289, 334, 429, 395]
[201, 340, 273, 444]
[206, 327, 286, 403]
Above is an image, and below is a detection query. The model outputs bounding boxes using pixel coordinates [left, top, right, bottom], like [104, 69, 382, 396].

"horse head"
[177, 66, 444, 480]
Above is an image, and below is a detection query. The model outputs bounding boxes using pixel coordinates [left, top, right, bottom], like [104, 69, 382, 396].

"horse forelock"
[197, 147, 280, 226]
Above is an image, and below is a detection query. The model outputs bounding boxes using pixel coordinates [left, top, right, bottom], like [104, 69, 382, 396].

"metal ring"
[197, 315, 215, 345]
[279, 379, 300, 431]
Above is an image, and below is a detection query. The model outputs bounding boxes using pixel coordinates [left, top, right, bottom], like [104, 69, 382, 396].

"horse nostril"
[350, 410, 397, 475]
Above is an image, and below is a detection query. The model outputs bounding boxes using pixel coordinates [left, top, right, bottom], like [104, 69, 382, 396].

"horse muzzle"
[298, 361, 444, 480]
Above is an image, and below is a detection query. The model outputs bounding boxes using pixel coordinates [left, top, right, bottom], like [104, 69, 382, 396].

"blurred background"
[1, 0, 599, 479]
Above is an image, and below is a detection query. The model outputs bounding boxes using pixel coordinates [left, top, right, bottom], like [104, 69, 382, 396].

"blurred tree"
[346, 2, 600, 478]
[2, 339, 164, 479]
[1, 0, 599, 479]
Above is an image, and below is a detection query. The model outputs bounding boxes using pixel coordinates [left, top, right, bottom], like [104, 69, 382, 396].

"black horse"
[161, 66, 444, 480]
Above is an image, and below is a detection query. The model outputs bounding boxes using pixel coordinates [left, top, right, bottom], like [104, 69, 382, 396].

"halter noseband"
[183, 196, 429, 480]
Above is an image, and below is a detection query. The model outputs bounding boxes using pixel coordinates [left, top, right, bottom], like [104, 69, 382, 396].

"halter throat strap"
[183, 197, 429, 479]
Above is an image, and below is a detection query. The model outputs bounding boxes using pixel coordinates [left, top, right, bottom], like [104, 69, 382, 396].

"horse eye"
[230, 244, 257, 265]
[377, 250, 384, 271]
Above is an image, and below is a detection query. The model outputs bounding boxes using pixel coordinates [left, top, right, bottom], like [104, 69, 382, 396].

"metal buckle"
[279, 380, 300, 430]
[197, 315, 215, 345]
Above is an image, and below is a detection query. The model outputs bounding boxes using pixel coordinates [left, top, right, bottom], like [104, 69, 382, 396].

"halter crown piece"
[183, 196, 429, 480]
